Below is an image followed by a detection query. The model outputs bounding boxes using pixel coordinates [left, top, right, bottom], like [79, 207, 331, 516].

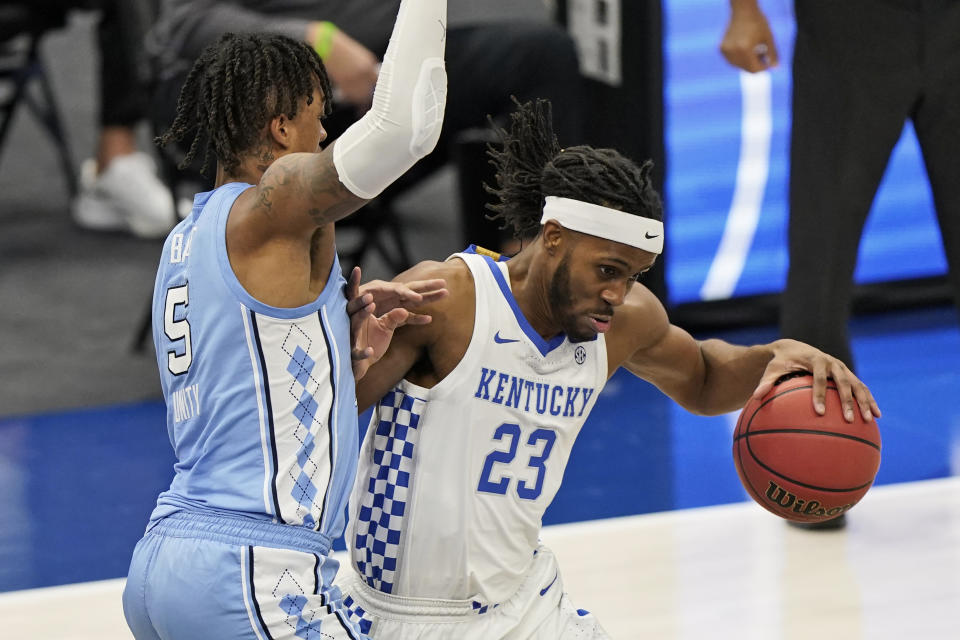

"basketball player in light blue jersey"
[122, 1, 451, 638]
[335, 99, 883, 638]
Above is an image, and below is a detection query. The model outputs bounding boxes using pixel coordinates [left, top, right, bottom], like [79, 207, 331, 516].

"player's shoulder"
[398, 256, 464, 279]
[398, 257, 473, 288]
[621, 283, 669, 324]
[396, 257, 476, 311]
[606, 283, 671, 357]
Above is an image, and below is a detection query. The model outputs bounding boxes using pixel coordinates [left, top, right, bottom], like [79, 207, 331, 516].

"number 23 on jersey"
[477, 423, 557, 501]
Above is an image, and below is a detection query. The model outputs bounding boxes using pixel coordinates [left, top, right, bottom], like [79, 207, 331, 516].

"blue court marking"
[1, 307, 958, 592]
[0, 401, 172, 592]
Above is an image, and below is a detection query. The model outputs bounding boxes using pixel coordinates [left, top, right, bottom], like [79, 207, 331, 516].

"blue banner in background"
[663, 0, 945, 305]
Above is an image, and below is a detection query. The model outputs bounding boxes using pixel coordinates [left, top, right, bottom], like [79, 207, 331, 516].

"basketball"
[733, 372, 881, 523]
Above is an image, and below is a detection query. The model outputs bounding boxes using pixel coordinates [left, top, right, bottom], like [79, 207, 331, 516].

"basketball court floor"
[1, 303, 958, 639]
[1, 479, 957, 639]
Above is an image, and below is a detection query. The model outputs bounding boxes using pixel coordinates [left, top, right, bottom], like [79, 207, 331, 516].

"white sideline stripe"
[700, 70, 772, 301]
[0, 577, 126, 603]
[542, 475, 960, 538]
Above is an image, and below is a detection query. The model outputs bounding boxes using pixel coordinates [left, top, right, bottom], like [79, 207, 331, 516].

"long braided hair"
[485, 98, 663, 240]
[157, 32, 332, 176]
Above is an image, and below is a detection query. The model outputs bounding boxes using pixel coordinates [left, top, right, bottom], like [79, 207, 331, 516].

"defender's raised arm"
[159, 0, 447, 239]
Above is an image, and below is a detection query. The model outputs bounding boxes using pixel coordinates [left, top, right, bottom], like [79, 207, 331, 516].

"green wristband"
[313, 21, 338, 61]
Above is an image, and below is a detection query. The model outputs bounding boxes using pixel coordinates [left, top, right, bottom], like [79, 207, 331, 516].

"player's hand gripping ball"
[733, 372, 881, 523]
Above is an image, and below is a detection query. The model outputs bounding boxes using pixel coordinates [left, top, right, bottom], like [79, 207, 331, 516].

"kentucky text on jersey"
[473, 367, 596, 417]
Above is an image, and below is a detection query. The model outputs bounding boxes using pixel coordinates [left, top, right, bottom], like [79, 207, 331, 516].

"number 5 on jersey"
[477, 423, 557, 500]
[164, 284, 192, 375]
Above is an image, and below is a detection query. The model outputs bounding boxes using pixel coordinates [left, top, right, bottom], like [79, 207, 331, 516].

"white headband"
[540, 196, 664, 254]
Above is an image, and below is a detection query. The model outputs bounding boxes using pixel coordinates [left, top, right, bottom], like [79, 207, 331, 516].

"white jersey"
[346, 250, 608, 607]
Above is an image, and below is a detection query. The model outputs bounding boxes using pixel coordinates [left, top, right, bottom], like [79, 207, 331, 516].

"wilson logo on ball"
[764, 481, 854, 518]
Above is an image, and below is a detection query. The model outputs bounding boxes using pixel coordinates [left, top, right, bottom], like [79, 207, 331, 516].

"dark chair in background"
[0, 4, 77, 196]
[331, 120, 505, 273]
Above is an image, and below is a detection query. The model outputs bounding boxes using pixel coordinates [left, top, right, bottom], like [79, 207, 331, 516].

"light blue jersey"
[150, 182, 358, 536]
[124, 182, 366, 640]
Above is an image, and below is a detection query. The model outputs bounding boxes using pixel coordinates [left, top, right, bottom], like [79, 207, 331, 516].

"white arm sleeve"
[333, 0, 448, 199]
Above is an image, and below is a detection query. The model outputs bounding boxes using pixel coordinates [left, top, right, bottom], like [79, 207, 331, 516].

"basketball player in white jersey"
[122, 1, 451, 638]
[336, 99, 882, 638]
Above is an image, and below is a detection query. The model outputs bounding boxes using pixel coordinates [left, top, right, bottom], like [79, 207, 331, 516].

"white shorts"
[336, 545, 610, 640]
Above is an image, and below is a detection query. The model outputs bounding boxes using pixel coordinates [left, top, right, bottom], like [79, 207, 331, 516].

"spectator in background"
[39, 0, 176, 238]
[721, 0, 960, 373]
[146, 0, 585, 253]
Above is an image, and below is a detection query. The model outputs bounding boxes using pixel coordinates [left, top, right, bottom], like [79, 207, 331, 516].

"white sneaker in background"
[176, 196, 194, 221]
[72, 152, 175, 239]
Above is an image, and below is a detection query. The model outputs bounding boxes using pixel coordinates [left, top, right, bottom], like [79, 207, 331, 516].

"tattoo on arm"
[252, 151, 366, 229]
[255, 160, 298, 218]
[256, 184, 276, 217]
[304, 155, 364, 227]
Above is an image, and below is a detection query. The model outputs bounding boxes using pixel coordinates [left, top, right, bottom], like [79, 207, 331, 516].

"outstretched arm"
[248, 0, 448, 238]
[611, 291, 879, 421]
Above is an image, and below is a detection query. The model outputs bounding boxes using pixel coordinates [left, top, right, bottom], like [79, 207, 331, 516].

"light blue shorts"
[122, 510, 367, 639]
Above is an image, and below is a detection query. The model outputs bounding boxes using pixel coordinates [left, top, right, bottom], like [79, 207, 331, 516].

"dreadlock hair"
[485, 98, 663, 240]
[157, 32, 332, 177]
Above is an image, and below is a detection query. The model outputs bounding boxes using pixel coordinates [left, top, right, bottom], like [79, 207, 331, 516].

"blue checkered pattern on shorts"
[352, 390, 425, 594]
[342, 595, 373, 635]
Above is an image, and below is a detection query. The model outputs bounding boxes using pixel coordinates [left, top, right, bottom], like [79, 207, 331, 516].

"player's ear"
[541, 220, 563, 255]
[268, 114, 291, 149]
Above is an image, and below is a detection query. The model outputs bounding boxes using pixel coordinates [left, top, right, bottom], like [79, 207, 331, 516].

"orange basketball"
[733, 372, 881, 523]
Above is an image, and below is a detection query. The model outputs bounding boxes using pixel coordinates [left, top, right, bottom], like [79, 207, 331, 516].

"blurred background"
[1, 0, 959, 599]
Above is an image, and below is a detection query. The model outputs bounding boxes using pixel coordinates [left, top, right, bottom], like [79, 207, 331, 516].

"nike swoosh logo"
[645, 232, 660, 239]
[540, 571, 559, 596]
[493, 331, 519, 344]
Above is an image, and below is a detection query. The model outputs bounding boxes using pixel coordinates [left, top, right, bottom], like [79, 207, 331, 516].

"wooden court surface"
[3, 477, 956, 639]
